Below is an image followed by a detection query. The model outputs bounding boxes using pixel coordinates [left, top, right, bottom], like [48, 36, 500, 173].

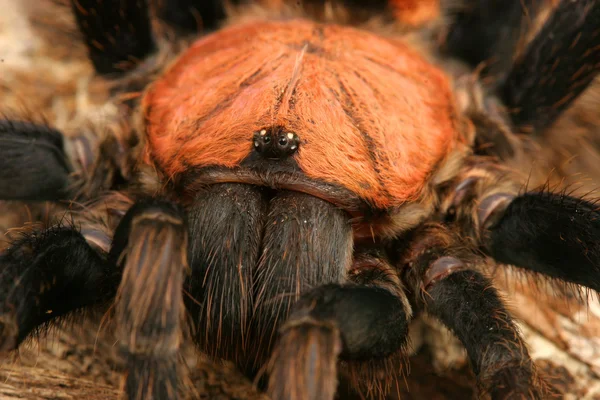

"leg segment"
[444, 0, 542, 77]
[70, 0, 156, 75]
[0, 227, 109, 350]
[154, 0, 227, 32]
[500, 0, 600, 133]
[251, 191, 352, 368]
[112, 199, 189, 400]
[267, 254, 411, 400]
[442, 165, 600, 292]
[481, 191, 600, 292]
[0, 121, 72, 201]
[400, 225, 544, 399]
[185, 184, 266, 363]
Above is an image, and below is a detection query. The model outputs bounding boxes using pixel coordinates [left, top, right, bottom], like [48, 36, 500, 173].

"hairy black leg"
[444, 0, 542, 78]
[251, 191, 352, 369]
[154, 0, 228, 32]
[185, 184, 266, 363]
[400, 225, 543, 399]
[111, 199, 188, 400]
[0, 227, 108, 350]
[480, 191, 600, 292]
[0, 121, 72, 201]
[334, 0, 388, 11]
[500, 0, 600, 133]
[301, 0, 389, 20]
[71, 0, 156, 75]
[267, 254, 411, 400]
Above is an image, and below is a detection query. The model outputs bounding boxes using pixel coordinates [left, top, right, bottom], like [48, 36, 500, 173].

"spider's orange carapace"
[144, 19, 460, 209]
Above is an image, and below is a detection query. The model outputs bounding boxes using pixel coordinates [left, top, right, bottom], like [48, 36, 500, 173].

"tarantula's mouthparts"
[253, 127, 299, 159]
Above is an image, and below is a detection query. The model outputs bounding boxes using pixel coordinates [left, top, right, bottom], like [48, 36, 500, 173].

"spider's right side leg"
[0, 123, 118, 340]
[0, 117, 129, 202]
[0, 225, 111, 350]
[110, 199, 189, 400]
[0, 121, 74, 201]
[0, 198, 190, 400]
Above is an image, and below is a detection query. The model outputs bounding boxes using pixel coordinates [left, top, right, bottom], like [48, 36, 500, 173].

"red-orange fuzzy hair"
[390, 0, 441, 25]
[143, 19, 460, 208]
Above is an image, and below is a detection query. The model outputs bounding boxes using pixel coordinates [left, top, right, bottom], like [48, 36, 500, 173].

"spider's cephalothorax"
[1, 0, 599, 399]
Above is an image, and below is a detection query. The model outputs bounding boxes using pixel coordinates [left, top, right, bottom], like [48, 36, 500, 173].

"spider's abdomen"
[143, 19, 461, 209]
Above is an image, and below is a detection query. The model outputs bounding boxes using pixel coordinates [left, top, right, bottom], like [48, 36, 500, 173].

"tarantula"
[1, 0, 599, 398]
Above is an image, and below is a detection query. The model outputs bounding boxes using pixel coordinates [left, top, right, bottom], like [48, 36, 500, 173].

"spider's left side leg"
[499, 0, 600, 134]
[444, 162, 600, 292]
[443, 0, 544, 78]
[479, 190, 600, 292]
[110, 199, 189, 400]
[399, 224, 546, 399]
[444, 1, 600, 290]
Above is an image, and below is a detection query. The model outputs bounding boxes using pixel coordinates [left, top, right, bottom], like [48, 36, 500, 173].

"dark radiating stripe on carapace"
[335, 74, 392, 201]
[71, 0, 156, 75]
[500, 0, 600, 134]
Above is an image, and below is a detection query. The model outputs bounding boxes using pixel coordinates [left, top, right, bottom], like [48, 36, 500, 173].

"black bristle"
[70, 0, 156, 75]
[500, 0, 600, 133]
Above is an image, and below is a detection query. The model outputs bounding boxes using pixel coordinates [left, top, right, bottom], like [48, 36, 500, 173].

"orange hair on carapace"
[143, 19, 461, 209]
[389, 0, 441, 26]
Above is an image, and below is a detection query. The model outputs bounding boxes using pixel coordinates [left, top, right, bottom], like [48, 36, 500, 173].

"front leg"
[0, 121, 73, 201]
[0, 226, 111, 350]
[111, 199, 189, 400]
[481, 191, 600, 291]
[442, 163, 600, 292]
[399, 224, 546, 399]
[267, 252, 412, 400]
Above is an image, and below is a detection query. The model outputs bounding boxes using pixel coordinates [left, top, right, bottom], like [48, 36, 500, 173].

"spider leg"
[0, 121, 72, 201]
[0, 198, 188, 398]
[500, 0, 600, 134]
[154, 0, 228, 32]
[444, 0, 542, 78]
[70, 0, 156, 75]
[400, 224, 545, 399]
[480, 191, 600, 292]
[111, 199, 189, 400]
[0, 118, 127, 201]
[300, 0, 388, 13]
[267, 252, 411, 400]
[443, 164, 600, 292]
[0, 226, 109, 350]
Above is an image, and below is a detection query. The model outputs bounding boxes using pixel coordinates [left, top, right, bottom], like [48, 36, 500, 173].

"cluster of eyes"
[253, 129, 298, 151]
